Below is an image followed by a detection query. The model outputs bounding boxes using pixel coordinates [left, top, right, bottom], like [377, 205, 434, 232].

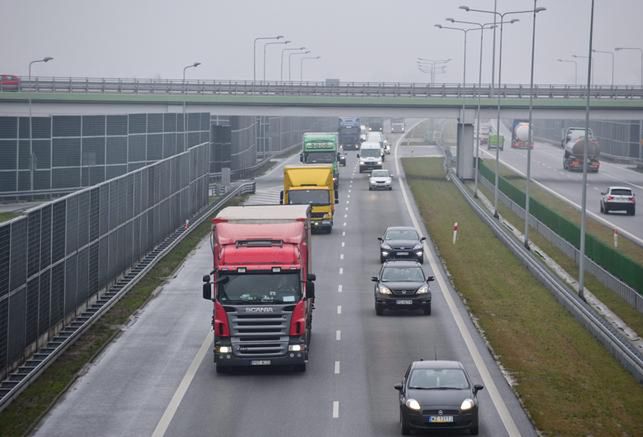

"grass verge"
[481, 157, 643, 266]
[476, 181, 643, 336]
[0, 211, 20, 223]
[0, 195, 246, 437]
[403, 157, 643, 436]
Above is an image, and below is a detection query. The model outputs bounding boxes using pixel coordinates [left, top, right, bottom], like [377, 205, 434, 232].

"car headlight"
[381, 244, 391, 250]
[217, 346, 232, 353]
[405, 399, 422, 411]
[416, 284, 429, 294]
[378, 285, 392, 295]
[460, 398, 475, 411]
[413, 244, 423, 250]
[381, 251, 389, 256]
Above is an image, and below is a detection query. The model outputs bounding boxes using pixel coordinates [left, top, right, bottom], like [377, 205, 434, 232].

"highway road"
[33, 132, 535, 437]
[481, 122, 643, 244]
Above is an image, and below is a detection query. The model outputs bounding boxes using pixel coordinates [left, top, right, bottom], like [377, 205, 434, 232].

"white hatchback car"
[369, 169, 393, 190]
[600, 186, 636, 215]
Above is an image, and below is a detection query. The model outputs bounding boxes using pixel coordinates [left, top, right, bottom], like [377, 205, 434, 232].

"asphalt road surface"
[482, 122, 643, 244]
[33, 131, 536, 437]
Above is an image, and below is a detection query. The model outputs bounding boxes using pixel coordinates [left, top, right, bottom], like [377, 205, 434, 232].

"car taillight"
[214, 301, 230, 337]
[289, 300, 306, 336]
[607, 196, 613, 201]
[630, 196, 635, 204]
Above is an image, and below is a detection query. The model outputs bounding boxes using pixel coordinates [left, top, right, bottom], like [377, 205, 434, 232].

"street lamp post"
[615, 47, 643, 87]
[300, 56, 321, 81]
[447, 19, 497, 198]
[182, 62, 201, 149]
[572, 54, 594, 87]
[434, 24, 476, 86]
[592, 49, 615, 87]
[579, 0, 596, 301]
[263, 40, 290, 81]
[281, 46, 306, 81]
[253, 35, 283, 81]
[28, 56, 54, 191]
[288, 50, 311, 81]
[556, 59, 578, 86]
[461, 4, 543, 219]
[417, 58, 451, 85]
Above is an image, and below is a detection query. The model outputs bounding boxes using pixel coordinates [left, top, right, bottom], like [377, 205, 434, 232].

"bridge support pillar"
[456, 122, 474, 180]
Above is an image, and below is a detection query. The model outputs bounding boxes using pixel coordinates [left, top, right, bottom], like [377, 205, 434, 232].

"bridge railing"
[3, 77, 642, 99]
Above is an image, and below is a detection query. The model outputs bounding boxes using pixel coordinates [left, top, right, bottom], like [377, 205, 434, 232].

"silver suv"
[600, 186, 635, 215]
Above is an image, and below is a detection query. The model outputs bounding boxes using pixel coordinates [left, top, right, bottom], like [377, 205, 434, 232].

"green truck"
[300, 132, 341, 189]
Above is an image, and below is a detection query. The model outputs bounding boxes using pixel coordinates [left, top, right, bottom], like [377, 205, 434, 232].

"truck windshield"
[360, 148, 381, 158]
[218, 272, 301, 304]
[288, 189, 330, 206]
[303, 151, 335, 163]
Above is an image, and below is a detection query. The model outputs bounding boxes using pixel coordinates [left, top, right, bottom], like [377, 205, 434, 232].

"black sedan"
[372, 261, 434, 315]
[378, 226, 426, 264]
[395, 360, 484, 435]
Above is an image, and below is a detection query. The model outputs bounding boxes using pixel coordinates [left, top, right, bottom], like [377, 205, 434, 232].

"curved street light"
[27, 56, 54, 192]
[182, 62, 201, 149]
[28, 56, 54, 80]
[253, 35, 284, 81]
[263, 40, 290, 81]
[281, 46, 306, 81]
[288, 50, 311, 81]
[592, 49, 615, 87]
[300, 56, 321, 81]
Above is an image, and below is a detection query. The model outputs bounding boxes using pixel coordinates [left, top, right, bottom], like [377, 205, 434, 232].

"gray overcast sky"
[2, 0, 642, 85]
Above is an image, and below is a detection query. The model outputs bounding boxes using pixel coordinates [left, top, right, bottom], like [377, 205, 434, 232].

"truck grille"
[310, 212, 325, 219]
[229, 311, 291, 357]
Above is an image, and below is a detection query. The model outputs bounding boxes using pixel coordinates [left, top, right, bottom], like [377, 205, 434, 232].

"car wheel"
[215, 364, 228, 374]
[418, 256, 424, 264]
[470, 424, 479, 435]
[600, 203, 604, 213]
[631, 206, 636, 216]
[380, 255, 385, 263]
[375, 303, 384, 316]
[604, 204, 609, 214]
[389, 186, 393, 191]
[423, 303, 431, 316]
[400, 410, 411, 435]
[369, 186, 372, 191]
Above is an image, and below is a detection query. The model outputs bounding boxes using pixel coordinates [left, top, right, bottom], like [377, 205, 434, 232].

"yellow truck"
[280, 164, 337, 233]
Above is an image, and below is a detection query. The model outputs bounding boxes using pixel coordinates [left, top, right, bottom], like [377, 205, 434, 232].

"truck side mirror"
[307, 281, 316, 300]
[279, 190, 284, 205]
[299, 153, 304, 162]
[307, 273, 316, 281]
[335, 197, 339, 204]
[202, 275, 211, 300]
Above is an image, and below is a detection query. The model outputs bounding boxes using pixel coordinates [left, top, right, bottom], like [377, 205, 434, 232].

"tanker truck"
[562, 128, 600, 172]
[511, 120, 533, 149]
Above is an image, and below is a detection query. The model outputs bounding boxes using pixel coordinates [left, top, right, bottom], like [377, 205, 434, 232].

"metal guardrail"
[0, 180, 255, 412]
[4, 77, 643, 99]
[445, 163, 643, 382]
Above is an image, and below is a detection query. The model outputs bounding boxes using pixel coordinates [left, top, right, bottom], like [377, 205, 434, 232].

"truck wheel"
[423, 303, 432, 316]
[375, 303, 384, 316]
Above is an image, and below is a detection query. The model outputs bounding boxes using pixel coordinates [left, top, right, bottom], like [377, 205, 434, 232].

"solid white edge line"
[395, 127, 521, 437]
[151, 332, 213, 437]
[479, 147, 643, 246]
[332, 401, 340, 418]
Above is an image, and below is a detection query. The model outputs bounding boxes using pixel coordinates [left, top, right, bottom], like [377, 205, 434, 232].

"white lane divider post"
[613, 228, 618, 248]
[452, 222, 459, 245]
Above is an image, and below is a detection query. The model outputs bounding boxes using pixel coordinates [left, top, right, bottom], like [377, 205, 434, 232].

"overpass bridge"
[1, 77, 643, 120]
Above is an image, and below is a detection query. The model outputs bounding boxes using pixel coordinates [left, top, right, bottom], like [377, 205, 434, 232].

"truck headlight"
[288, 344, 302, 352]
[217, 346, 232, 353]
[405, 399, 421, 411]
[460, 398, 475, 411]
[416, 285, 429, 294]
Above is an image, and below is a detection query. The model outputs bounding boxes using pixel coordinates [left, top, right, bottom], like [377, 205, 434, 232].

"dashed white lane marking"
[344, 214, 348, 218]
[151, 332, 212, 437]
[338, 284, 343, 293]
[332, 401, 340, 418]
[339, 267, 343, 275]
[341, 241, 345, 248]
[340, 253, 344, 260]
[343, 222, 347, 227]
[336, 330, 341, 341]
[337, 305, 342, 314]
[346, 207, 349, 211]
[342, 231, 346, 237]
[334, 361, 341, 374]
[394, 128, 520, 437]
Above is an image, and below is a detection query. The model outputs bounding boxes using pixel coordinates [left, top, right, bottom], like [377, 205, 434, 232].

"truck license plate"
[251, 360, 271, 366]
[428, 416, 454, 423]
[396, 300, 413, 305]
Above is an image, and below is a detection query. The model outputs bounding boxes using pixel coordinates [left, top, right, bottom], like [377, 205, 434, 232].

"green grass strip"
[0, 195, 245, 437]
[403, 157, 643, 435]
[0, 212, 20, 223]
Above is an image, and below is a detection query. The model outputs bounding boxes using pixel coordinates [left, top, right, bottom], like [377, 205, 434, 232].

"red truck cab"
[202, 205, 315, 373]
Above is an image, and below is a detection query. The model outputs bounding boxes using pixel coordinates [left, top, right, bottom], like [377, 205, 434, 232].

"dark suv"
[378, 226, 426, 264]
[372, 261, 434, 315]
